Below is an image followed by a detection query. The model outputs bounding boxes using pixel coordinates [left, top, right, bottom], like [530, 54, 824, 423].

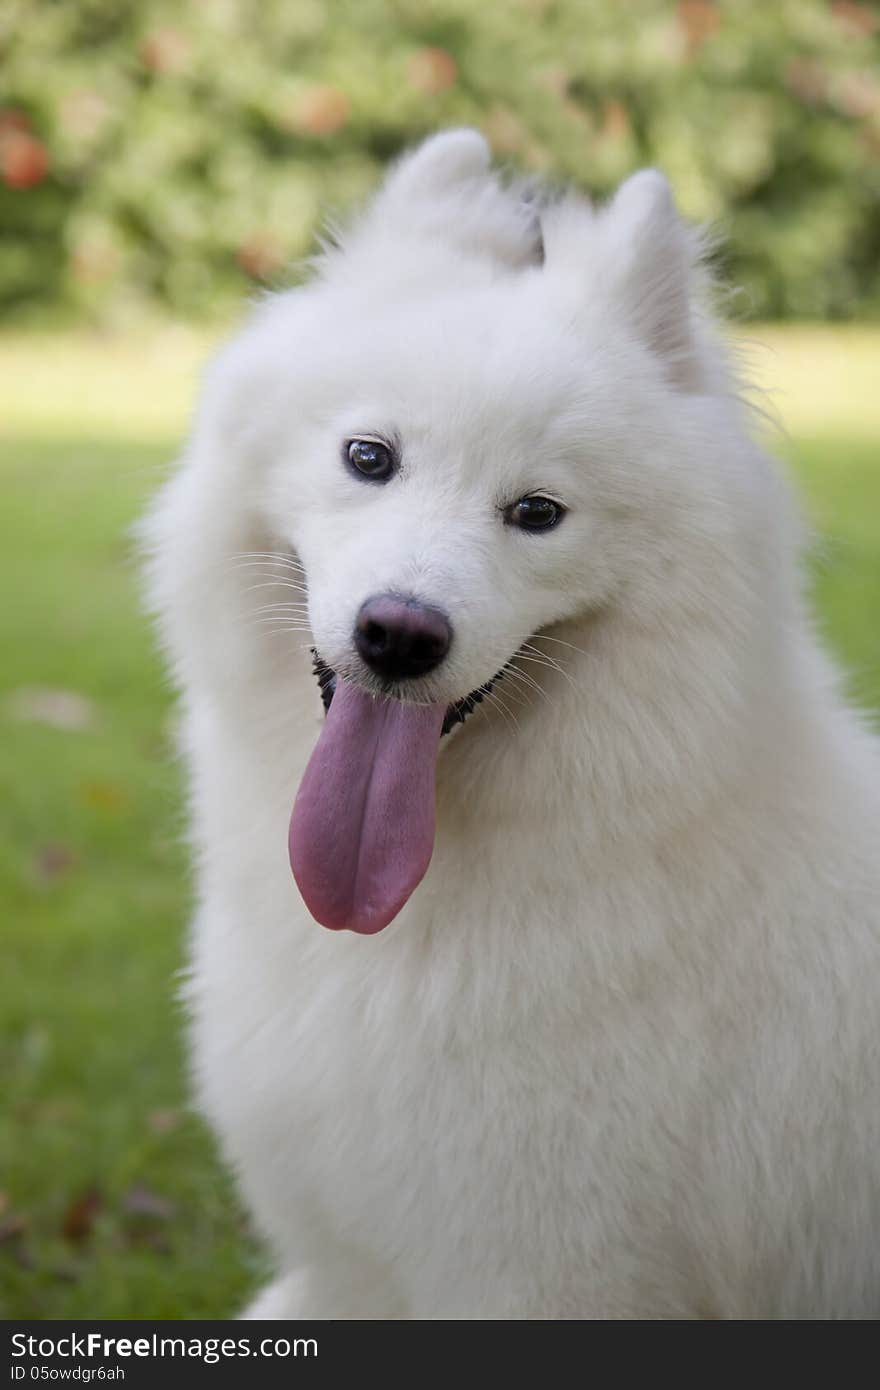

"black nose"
[354, 594, 452, 682]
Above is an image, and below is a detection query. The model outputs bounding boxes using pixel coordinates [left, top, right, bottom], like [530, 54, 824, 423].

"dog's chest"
[190, 863, 716, 1286]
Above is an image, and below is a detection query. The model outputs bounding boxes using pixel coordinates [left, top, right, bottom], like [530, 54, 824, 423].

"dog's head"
[151, 131, 785, 935]
[250, 131, 734, 714]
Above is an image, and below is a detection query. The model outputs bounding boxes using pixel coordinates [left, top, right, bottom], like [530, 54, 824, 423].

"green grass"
[0, 330, 266, 1319]
[1, 324, 878, 1319]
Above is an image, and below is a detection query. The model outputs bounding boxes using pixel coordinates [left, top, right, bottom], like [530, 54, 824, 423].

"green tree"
[1, 0, 878, 322]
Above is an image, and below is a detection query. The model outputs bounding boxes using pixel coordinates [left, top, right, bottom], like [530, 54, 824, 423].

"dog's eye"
[346, 439, 395, 482]
[505, 495, 566, 532]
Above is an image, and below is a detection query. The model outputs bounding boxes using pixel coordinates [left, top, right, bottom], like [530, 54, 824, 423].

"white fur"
[143, 131, 880, 1319]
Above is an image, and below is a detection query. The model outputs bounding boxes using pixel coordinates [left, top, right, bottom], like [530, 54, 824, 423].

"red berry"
[1, 131, 49, 189]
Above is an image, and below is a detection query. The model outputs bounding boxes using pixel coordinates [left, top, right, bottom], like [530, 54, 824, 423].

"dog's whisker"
[520, 639, 569, 671]
[487, 673, 530, 709]
[510, 652, 554, 677]
[231, 562, 305, 576]
[482, 685, 520, 734]
[231, 561, 308, 582]
[515, 651, 578, 694]
[480, 691, 514, 733]
[499, 661, 541, 695]
[250, 612, 313, 623]
[232, 550, 306, 569]
[249, 592, 310, 602]
[529, 632, 591, 660]
[251, 616, 312, 628]
[496, 679, 531, 708]
[519, 639, 569, 669]
[251, 602, 312, 616]
[229, 544, 305, 561]
[504, 663, 551, 705]
[235, 566, 307, 581]
[242, 579, 309, 596]
[251, 619, 314, 634]
[503, 669, 544, 702]
[233, 569, 308, 586]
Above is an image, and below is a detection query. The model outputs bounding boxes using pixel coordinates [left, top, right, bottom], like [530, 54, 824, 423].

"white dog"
[144, 131, 880, 1318]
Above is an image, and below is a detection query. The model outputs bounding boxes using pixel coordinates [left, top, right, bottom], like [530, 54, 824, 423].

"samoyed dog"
[144, 130, 880, 1319]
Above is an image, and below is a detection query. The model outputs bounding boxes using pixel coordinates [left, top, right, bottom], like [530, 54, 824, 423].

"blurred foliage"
[1, 0, 879, 323]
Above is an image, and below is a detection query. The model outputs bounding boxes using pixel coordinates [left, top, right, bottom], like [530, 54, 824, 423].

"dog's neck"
[434, 595, 820, 865]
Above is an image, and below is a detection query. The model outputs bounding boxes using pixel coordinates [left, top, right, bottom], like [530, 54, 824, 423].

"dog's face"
[167, 131, 765, 934]
[268, 290, 628, 711]
[253, 132, 720, 717]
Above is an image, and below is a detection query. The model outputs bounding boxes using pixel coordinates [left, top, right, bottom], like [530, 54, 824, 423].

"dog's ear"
[326, 129, 541, 272]
[377, 129, 492, 204]
[602, 171, 704, 389]
[543, 170, 707, 391]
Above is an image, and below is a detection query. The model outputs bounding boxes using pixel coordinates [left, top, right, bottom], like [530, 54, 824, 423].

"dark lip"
[310, 649, 503, 736]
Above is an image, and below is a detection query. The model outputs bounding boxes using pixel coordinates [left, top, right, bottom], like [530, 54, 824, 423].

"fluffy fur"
[143, 131, 880, 1319]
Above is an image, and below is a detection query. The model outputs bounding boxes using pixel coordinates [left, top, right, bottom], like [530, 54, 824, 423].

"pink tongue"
[289, 680, 446, 934]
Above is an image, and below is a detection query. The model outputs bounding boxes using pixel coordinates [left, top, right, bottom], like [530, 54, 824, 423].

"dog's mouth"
[309, 649, 501, 737]
[288, 649, 508, 938]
